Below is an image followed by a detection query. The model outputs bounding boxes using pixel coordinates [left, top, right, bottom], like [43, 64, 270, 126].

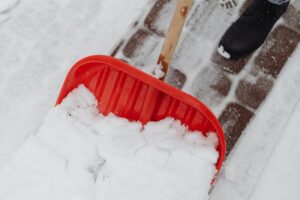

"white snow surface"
[153, 64, 166, 79]
[250, 100, 300, 200]
[0, 0, 152, 170]
[0, 85, 219, 200]
[217, 45, 231, 59]
[0, 0, 19, 13]
[1, 0, 300, 199]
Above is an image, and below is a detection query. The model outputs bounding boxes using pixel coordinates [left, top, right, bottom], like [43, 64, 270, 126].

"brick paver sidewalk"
[110, 0, 300, 155]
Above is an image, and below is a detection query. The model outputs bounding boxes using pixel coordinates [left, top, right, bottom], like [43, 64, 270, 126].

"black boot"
[218, 0, 290, 59]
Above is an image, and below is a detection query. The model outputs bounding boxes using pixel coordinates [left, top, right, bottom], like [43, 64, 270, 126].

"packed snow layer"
[0, 85, 219, 200]
[0, 0, 19, 13]
[249, 101, 300, 200]
[217, 45, 230, 59]
[153, 64, 165, 79]
[0, 0, 152, 170]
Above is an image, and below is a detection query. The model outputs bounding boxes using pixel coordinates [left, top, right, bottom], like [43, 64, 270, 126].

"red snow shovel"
[56, 0, 226, 172]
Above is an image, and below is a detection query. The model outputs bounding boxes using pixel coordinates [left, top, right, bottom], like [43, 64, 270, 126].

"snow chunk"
[218, 45, 231, 59]
[153, 63, 166, 79]
[0, 85, 219, 200]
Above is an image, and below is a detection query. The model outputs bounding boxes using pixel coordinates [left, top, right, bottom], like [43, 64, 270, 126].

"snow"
[210, 45, 300, 200]
[0, 0, 300, 199]
[249, 101, 300, 200]
[0, 0, 152, 170]
[0, 0, 19, 13]
[218, 0, 239, 15]
[0, 85, 219, 200]
[217, 45, 231, 59]
[153, 64, 166, 79]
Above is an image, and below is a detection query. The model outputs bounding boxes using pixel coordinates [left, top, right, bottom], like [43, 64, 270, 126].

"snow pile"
[217, 45, 231, 59]
[0, 85, 219, 200]
[153, 63, 165, 79]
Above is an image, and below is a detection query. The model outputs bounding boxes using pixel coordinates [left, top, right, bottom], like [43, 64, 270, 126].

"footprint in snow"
[219, 0, 239, 15]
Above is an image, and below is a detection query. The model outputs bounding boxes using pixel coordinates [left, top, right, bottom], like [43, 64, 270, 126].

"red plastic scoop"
[56, 0, 226, 171]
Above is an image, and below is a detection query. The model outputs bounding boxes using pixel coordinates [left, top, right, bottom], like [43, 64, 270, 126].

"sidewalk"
[110, 0, 300, 155]
[0, 0, 299, 199]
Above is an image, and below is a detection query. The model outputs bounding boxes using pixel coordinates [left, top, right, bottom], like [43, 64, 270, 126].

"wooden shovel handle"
[157, 0, 192, 81]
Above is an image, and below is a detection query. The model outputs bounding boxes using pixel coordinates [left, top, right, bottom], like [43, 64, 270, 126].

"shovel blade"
[56, 55, 226, 170]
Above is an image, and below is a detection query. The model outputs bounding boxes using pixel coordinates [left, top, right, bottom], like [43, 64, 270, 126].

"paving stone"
[165, 67, 186, 89]
[191, 66, 232, 108]
[144, 0, 174, 36]
[123, 29, 150, 58]
[283, 4, 300, 34]
[211, 51, 250, 74]
[122, 29, 163, 68]
[236, 75, 274, 110]
[211, 74, 232, 97]
[255, 25, 300, 77]
[219, 103, 254, 154]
